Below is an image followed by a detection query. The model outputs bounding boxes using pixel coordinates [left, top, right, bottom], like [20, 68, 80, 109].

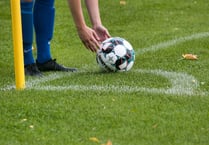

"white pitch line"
[137, 31, 209, 54]
[0, 72, 71, 91]
[1, 31, 209, 96]
[29, 69, 205, 96]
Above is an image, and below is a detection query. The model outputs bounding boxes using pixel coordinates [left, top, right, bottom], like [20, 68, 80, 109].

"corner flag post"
[10, 0, 25, 89]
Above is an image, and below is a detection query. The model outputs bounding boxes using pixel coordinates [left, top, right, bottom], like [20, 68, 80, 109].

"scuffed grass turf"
[0, 0, 209, 145]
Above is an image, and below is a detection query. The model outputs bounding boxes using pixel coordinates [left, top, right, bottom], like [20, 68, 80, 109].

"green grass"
[0, 0, 209, 145]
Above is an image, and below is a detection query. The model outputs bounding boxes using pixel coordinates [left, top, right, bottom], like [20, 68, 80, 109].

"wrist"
[75, 23, 87, 31]
[92, 22, 102, 29]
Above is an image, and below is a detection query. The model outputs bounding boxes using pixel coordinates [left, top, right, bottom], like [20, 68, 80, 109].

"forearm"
[67, 0, 86, 30]
[67, 0, 108, 52]
[85, 0, 102, 27]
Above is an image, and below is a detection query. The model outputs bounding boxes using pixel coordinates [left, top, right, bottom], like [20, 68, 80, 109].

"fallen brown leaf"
[152, 124, 158, 128]
[89, 137, 100, 143]
[182, 54, 198, 60]
[101, 140, 112, 145]
[106, 140, 112, 145]
[120, 1, 126, 5]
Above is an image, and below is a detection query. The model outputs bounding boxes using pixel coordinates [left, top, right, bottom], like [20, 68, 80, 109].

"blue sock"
[21, 1, 35, 65]
[34, 0, 55, 63]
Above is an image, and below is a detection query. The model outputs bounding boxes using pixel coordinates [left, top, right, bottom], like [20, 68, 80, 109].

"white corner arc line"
[1, 31, 209, 96]
[0, 73, 69, 91]
[28, 69, 206, 96]
[137, 31, 209, 54]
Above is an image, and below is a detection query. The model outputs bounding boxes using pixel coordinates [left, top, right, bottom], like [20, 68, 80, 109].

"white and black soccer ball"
[96, 37, 135, 72]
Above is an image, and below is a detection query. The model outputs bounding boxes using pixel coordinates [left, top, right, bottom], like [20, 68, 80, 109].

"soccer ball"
[96, 37, 135, 72]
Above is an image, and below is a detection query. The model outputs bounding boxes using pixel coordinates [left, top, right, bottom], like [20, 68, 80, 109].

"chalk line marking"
[28, 69, 204, 96]
[1, 31, 209, 96]
[0, 73, 68, 91]
[137, 31, 209, 54]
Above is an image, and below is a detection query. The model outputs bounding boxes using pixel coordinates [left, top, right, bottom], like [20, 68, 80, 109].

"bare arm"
[84, 0, 101, 27]
[67, 0, 110, 52]
[85, 0, 110, 40]
[67, 0, 86, 30]
[67, 0, 100, 52]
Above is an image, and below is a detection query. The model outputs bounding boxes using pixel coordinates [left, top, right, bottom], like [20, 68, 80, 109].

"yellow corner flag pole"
[10, 0, 25, 89]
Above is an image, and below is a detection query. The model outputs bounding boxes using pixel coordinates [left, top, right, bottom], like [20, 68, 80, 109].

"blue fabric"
[21, 1, 35, 65]
[34, 0, 55, 63]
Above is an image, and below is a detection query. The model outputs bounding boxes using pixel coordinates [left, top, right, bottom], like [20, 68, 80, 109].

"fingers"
[82, 36, 100, 52]
[93, 25, 111, 41]
[78, 26, 110, 52]
[83, 40, 97, 52]
[87, 32, 100, 52]
[104, 29, 111, 38]
[92, 31, 101, 46]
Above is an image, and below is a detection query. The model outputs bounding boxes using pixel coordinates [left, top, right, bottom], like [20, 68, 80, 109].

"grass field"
[0, 0, 209, 145]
